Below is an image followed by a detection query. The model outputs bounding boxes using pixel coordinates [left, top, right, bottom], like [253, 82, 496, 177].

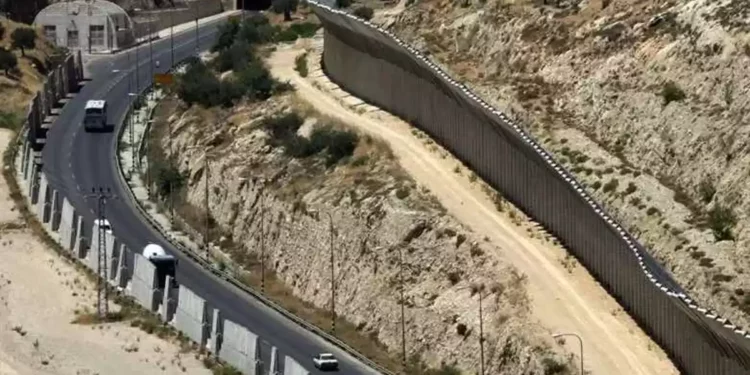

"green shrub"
[591, 180, 602, 190]
[624, 182, 637, 195]
[542, 357, 569, 375]
[214, 39, 256, 73]
[294, 52, 308, 77]
[336, 0, 352, 8]
[288, 22, 321, 38]
[238, 14, 278, 45]
[698, 179, 716, 204]
[236, 60, 277, 101]
[155, 162, 186, 199]
[212, 17, 240, 52]
[263, 112, 305, 143]
[175, 61, 222, 107]
[0, 111, 21, 130]
[310, 126, 359, 165]
[0, 47, 17, 75]
[646, 206, 660, 216]
[275, 28, 299, 43]
[352, 6, 374, 20]
[708, 204, 737, 241]
[10, 27, 35, 56]
[602, 178, 619, 193]
[660, 81, 686, 105]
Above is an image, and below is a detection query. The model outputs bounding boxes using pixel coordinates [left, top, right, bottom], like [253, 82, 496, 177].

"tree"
[352, 6, 374, 20]
[0, 21, 5, 40]
[11, 27, 36, 57]
[335, 0, 352, 9]
[0, 47, 17, 75]
[272, 0, 298, 21]
[211, 17, 240, 52]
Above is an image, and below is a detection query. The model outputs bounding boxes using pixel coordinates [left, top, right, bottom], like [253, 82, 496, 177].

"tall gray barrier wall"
[284, 357, 308, 375]
[220, 319, 260, 375]
[174, 285, 208, 347]
[128, 253, 159, 311]
[308, 3, 750, 374]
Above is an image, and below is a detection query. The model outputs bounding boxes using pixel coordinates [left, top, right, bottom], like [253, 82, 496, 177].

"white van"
[83, 100, 109, 132]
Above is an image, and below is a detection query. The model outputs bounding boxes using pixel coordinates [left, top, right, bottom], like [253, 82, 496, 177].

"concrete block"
[36, 173, 50, 222]
[73, 216, 88, 259]
[160, 275, 176, 323]
[208, 308, 221, 354]
[115, 244, 132, 288]
[49, 190, 62, 231]
[20, 140, 30, 181]
[107, 235, 117, 280]
[220, 319, 259, 375]
[270, 347, 279, 375]
[28, 166, 39, 204]
[128, 253, 158, 311]
[174, 286, 208, 348]
[283, 356, 308, 375]
[59, 198, 76, 250]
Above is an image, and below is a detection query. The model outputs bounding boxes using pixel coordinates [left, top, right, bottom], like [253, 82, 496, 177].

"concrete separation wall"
[284, 356, 308, 375]
[129, 253, 159, 311]
[308, 2, 750, 374]
[220, 319, 259, 374]
[174, 285, 208, 347]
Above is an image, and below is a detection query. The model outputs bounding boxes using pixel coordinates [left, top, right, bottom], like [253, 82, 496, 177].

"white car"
[93, 219, 113, 234]
[312, 353, 339, 371]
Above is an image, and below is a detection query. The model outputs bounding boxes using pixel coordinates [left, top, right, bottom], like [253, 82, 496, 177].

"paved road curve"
[41, 15, 381, 375]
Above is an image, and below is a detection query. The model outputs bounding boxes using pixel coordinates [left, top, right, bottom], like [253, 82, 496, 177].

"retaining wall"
[308, 2, 750, 374]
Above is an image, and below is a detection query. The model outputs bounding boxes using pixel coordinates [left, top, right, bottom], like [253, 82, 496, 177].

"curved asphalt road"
[41, 16, 380, 375]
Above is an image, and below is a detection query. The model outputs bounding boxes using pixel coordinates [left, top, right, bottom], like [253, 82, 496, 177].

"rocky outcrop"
[152, 93, 574, 374]
[384, 0, 750, 328]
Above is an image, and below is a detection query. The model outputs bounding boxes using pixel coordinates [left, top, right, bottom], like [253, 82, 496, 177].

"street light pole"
[478, 290, 485, 375]
[259, 179, 266, 293]
[552, 333, 584, 375]
[398, 244, 407, 369]
[148, 21, 154, 101]
[457, 284, 489, 375]
[326, 212, 335, 335]
[194, 2, 199, 54]
[204, 149, 210, 260]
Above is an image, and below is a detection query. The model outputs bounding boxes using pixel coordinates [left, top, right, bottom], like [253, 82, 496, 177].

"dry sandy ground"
[267, 40, 680, 375]
[0, 129, 211, 375]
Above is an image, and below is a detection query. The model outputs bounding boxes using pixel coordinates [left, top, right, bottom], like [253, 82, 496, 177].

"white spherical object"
[143, 243, 167, 259]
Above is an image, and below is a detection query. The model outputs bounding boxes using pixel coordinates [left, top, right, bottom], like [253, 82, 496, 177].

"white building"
[33, 0, 136, 53]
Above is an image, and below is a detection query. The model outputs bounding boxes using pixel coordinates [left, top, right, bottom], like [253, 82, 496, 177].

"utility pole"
[478, 289, 486, 375]
[194, 2, 199, 55]
[325, 212, 335, 335]
[204, 150, 210, 260]
[259, 181, 265, 293]
[148, 21, 154, 101]
[398, 245, 407, 369]
[135, 38, 140, 100]
[84, 187, 117, 319]
[170, 3, 175, 67]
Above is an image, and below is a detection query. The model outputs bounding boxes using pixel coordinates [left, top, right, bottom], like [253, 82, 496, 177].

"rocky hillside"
[381, 0, 750, 330]
[0, 18, 57, 129]
[147, 89, 575, 373]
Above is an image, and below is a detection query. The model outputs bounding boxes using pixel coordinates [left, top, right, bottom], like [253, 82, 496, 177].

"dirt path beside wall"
[0, 129, 210, 375]
[266, 42, 679, 375]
